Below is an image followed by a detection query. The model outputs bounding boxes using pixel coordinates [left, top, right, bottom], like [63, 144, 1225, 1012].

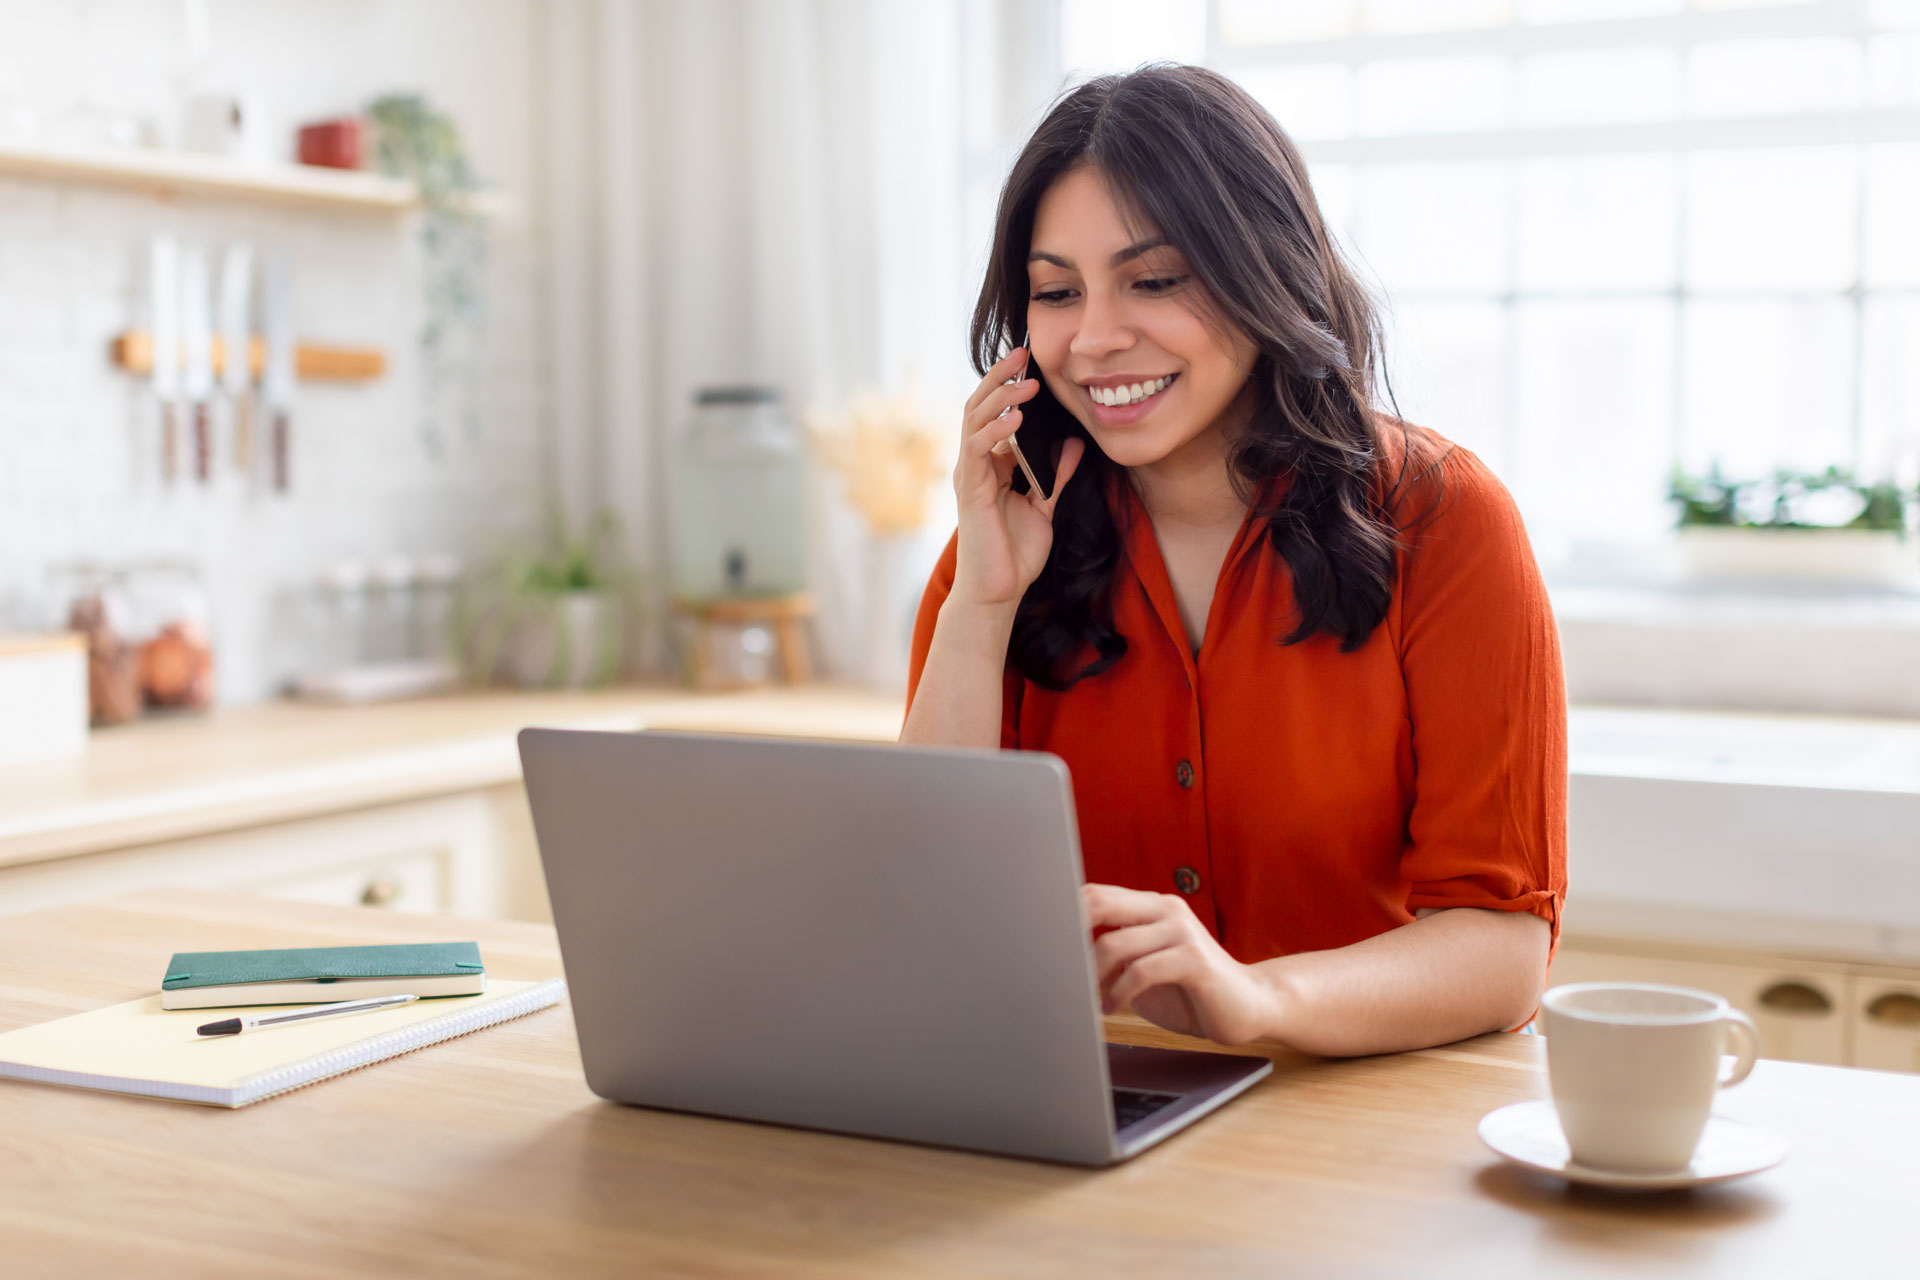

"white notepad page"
[0, 977, 567, 1107]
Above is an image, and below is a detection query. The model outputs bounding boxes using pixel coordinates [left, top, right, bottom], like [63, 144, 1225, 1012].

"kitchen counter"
[1565, 705, 1920, 964]
[0, 685, 907, 871]
[6, 686, 1918, 963]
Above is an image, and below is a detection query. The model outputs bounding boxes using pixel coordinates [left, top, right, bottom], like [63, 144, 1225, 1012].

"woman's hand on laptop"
[1084, 884, 1283, 1047]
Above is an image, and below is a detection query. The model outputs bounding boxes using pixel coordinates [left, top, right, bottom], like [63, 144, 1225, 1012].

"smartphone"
[1001, 328, 1048, 498]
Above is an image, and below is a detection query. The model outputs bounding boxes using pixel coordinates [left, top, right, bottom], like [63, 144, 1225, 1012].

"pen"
[196, 993, 420, 1036]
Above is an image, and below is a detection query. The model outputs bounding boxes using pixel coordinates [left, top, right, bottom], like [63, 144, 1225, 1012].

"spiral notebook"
[0, 978, 566, 1107]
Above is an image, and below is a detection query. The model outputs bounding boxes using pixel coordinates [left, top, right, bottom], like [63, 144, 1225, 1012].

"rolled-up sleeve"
[1395, 449, 1567, 951]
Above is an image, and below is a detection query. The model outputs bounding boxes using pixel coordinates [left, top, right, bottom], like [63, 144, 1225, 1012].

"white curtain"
[540, 0, 972, 688]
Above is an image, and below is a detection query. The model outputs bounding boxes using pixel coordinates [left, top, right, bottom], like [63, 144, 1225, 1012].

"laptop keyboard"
[1112, 1087, 1180, 1131]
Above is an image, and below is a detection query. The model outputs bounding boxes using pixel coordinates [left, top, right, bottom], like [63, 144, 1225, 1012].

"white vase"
[863, 533, 920, 693]
[504, 591, 622, 688]
[1675, 527, 1917, 587]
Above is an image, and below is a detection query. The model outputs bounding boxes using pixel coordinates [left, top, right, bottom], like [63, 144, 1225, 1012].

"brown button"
[1175, 759, 1194, 788]
[1173, 866, 1201, 895]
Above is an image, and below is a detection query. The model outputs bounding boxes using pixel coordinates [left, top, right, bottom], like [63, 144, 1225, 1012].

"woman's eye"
[1030, 276, 1186, 305]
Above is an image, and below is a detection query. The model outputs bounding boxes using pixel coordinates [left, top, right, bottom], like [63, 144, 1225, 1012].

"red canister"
[297, 117, 364, 170]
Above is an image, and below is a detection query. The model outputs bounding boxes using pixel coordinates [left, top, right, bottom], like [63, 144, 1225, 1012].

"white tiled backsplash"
[0, 174, 546, 705]
[0, 0, 556, 707]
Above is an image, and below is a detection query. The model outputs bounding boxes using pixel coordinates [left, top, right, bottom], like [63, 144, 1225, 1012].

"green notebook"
[159, 942, 486, 1010]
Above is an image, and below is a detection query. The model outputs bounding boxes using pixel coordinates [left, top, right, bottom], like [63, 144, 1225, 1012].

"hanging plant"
[366, 92, 488, 455]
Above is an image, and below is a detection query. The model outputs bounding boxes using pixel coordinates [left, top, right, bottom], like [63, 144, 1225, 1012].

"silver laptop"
[517, 728, 1271, 1166]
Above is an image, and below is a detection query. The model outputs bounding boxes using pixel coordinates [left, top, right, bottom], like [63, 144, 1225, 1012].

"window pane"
[1520, 0, 1681, 20]
[1219, 0, 1357, 44]
[1513, 299, 1677, 543]
[1378, 300, 1510, 472]
[1864, 143, 1920, 287]
[1357, 56, 1512, 134]
[1679, 297, 1854, 476]
[1692, 0, 1818, 11]
[1059, 0, 1205, 77]
[1517, 47, 1683, 127]
[1362, 0, 1515, 33]
[1236, 64, 1354, 141]
[1861, 297, 1920, 482]
[1353, 162, 1511, 291]
[1517, 154, 1680, 291]
[1688, 38, 1864, 116]
[1872, 0, 1920, 29]
[1684, 147, 1858, 291]
[1868, 33, 1920, 104]
[1307, 162, 1359, 248]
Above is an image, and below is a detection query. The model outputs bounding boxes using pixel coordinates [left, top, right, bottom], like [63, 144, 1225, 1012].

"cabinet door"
[1547, 947, 1849, 1065]
[0, 793, 504, 920]
[251, 848, 450, 913]
[1851, 976, 1920, 1074]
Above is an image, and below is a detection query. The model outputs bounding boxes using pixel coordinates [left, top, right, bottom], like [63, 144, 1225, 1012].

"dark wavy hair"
[970, 63, 1450, 690]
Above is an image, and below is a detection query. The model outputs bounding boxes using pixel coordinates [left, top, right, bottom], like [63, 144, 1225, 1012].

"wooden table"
[2, 891, 1914, 1279]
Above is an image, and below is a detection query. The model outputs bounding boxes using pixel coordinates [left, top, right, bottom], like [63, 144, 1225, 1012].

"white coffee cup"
[1541, 982, 1760, 1173]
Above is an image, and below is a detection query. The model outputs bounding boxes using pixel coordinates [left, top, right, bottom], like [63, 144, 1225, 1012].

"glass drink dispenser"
[670, 387, 807, 599]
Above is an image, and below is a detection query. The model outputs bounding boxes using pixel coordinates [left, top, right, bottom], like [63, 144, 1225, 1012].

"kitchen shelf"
[0, 138, 507, 215]
[111, 331, 386, 382]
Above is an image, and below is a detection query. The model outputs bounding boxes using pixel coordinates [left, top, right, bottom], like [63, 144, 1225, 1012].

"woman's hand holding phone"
[950, 346, 1086, 613]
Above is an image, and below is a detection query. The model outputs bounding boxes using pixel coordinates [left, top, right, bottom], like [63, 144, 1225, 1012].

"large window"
[1026, 0, 1920, 565]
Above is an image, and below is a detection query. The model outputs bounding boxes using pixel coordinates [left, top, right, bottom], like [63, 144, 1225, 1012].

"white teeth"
[1092, 375, 1172, 406]
[1098, 376, 1167, 404]
[1090, 376, 1175, 404]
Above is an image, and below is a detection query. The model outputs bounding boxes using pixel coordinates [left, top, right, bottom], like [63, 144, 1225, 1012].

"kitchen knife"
[180, 243, 214, 484]
[149, 235, 180, 486]
[262, 248, 294, 494]
[218, 242, 254, 478]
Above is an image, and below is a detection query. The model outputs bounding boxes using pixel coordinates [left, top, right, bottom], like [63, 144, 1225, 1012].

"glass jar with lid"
[52, 562, 141, 726]
[125, 561, 216, 711]
[669, 387, 807, 599]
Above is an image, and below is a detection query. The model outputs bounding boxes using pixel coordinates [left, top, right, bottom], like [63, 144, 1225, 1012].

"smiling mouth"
[1085, 373, 1179, 409]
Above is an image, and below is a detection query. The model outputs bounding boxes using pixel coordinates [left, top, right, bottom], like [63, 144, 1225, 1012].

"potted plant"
[1669, 465, 1917, 585]
[463, 515, 637, 688]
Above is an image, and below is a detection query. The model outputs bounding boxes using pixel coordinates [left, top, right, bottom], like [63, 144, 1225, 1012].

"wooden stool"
[674, 592, 815, 689]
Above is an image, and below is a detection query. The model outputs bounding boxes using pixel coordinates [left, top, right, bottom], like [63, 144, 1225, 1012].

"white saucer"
[1478, 1100, 1789, 1191]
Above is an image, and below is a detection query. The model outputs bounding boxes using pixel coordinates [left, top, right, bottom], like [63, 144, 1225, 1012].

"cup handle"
[1718, 1009, 1760, 1087]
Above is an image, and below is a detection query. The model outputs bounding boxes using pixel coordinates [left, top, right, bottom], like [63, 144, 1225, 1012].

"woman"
[900, 64, 1566, 1058]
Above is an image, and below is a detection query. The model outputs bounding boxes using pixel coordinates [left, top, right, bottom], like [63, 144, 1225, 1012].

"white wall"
[0, 0, 551, 703]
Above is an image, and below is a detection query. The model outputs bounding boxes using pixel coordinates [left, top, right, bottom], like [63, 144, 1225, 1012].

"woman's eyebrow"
[1026, 238, 1170, 270]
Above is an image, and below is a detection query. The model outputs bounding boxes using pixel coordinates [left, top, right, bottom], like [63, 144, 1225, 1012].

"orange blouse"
[904, 428, 1566, 966]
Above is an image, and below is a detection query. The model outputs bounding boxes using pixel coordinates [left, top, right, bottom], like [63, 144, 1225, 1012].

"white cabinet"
[0, 785, 546, 922]
[1851, 974, 1920, 1074]
[1547, 945, 1850, 1066]
[1550, 941, 1920, 1073]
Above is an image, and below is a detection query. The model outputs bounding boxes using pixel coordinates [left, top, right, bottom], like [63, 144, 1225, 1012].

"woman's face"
[1025, 165, 1260, 475]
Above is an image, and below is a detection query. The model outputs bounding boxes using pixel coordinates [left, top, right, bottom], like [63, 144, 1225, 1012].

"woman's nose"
[1068, 292, 1136, 362]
